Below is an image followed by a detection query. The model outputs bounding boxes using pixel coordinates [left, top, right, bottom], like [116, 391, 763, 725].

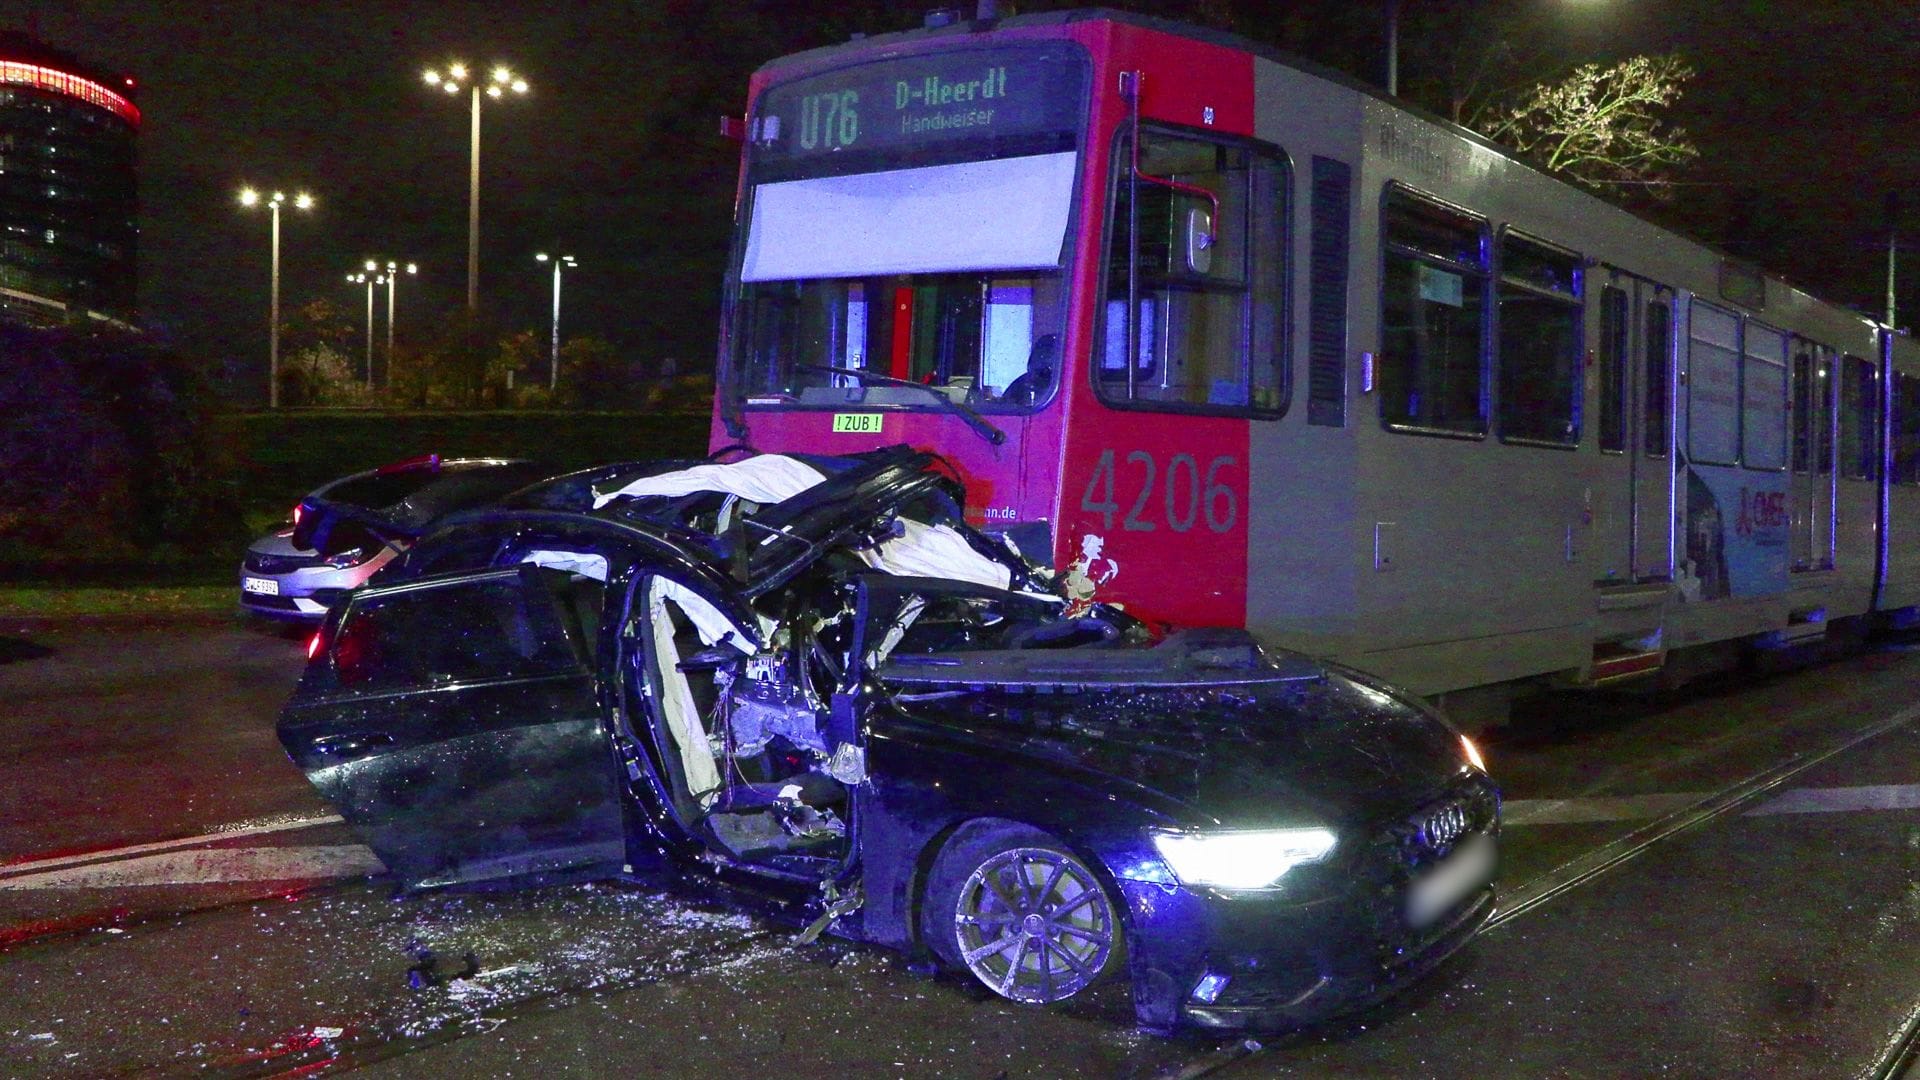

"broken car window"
[332, 575, 580, 692]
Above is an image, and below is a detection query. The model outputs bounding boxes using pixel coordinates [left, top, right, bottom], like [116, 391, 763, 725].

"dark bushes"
[0, 324, 242, 556]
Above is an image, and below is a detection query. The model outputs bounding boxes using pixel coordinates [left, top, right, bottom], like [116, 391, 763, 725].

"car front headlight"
[322, 546, 368, 569]
[1150, 828, 1338, 890]
[1460, 734, 1488, 773]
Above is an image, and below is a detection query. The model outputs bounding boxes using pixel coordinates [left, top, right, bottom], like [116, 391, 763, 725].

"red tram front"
[711, 11, 1262, 630]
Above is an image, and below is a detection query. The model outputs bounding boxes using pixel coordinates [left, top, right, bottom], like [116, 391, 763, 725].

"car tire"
[922, 821, 1123, 1005]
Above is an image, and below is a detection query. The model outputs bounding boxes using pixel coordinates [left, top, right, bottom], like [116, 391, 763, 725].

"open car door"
[278, 564, 626, 889]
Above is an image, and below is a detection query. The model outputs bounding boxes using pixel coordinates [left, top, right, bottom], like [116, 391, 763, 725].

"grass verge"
[0, 585, 233, 619]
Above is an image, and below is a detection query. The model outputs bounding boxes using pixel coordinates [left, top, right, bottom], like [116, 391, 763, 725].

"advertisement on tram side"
[1680, 465, 1791, 602]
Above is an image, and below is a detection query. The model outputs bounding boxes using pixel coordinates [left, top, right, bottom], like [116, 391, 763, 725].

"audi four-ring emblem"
[1418, 803, 1470, 851]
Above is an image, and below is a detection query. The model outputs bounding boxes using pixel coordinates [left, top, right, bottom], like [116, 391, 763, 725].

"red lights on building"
[0, 60, 140, 128]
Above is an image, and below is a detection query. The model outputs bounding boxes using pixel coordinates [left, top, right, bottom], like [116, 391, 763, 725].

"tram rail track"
[1866, 997, 1920, 1080]
[1490, 698, 1920, 930]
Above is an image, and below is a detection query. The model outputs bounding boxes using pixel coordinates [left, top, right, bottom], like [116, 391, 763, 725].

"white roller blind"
[740, 151, 1076, 282]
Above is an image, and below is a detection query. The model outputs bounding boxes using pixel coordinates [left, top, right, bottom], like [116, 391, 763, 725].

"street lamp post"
[422, 63, 528, 313]
[368, 259, 418, 369]
[535, 252, 577, 390]
[346, 271, 376, 387]
[1385, 0, 1401, 97]
[239, 187, 314, 408]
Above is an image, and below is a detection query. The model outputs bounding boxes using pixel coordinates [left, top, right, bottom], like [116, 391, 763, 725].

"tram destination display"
[752, 47, 1087, 169]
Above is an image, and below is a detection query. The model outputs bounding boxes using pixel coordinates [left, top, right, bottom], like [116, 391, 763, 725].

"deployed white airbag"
[861, 518, 1012, 590]
[653, 576, 763, 652]
[519, 550, 609, 581]
[594, 456, 826, 509]
[647, 579, 741, 808]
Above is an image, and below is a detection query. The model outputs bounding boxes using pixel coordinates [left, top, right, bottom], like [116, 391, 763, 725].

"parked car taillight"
[291, 504, 304, 527]
[306, 630, 324, 660]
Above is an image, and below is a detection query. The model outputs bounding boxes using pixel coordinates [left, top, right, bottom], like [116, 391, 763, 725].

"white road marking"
[1504, 793, 1703, 826]
[0, 781, 1912, 893]
[1505, 782, 1920, 826]
[0, 845, 381, 890]
[1743, 782, 1920, 816]
[0, 812, 345, 881]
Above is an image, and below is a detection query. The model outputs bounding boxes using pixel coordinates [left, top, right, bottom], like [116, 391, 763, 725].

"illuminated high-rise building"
[0, 33, 138, 326]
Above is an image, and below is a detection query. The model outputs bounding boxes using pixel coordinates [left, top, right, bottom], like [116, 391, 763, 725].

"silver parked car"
[239, 455, 551, 623]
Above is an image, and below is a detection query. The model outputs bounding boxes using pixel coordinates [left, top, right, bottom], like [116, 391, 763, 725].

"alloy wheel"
[952, 845, 1115, 1003]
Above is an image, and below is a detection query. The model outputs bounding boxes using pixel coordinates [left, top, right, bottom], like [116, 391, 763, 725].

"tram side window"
[1597, 285, 1629, 452]
[1791, 347, 1836, 475]
[1497, 234, 1582, 445]
[1644, 300, 1671, 456]
[1741, 325, 1788, 471]
[1101, 128, 1287, 413]
[1896, 373, 1920, 484]
[1792, 350, 1813, 473]
[1686, 303, 1740, 466]
[1839, 355, 1879, 480]
[1380, 188, 1487, 434]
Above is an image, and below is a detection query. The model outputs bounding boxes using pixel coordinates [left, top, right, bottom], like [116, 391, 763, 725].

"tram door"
[1600, 270, 1677, 582]
[1788, 340, 1837, 571]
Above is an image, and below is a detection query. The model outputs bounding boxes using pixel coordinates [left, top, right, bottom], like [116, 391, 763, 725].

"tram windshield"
[731, 45, 1089, 412]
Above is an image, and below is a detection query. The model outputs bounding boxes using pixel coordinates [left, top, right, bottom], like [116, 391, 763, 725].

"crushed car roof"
[471, 446, 1045, 600]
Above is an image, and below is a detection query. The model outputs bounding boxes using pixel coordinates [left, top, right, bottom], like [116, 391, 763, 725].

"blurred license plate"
[242, 577, 280, 596]
[1407, 832, 1495, 928]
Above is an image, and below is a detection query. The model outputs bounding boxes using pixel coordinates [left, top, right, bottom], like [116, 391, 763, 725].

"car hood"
[247, 527, 312, 558]
[882, 660, 1470, 828]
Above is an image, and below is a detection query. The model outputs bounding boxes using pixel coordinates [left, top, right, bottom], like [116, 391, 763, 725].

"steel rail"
[1862, 997, 1920, 1080]
[1488, 699, 1920, 930]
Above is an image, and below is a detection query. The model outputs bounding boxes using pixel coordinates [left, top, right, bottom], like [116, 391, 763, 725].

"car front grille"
[1362, 776, 1501, 970]
[1384, 780, 1500, 872]
[244, 551, 321, 574]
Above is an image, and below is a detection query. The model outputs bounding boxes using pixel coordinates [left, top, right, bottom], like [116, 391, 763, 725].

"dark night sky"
[7, 1, 1918, 403]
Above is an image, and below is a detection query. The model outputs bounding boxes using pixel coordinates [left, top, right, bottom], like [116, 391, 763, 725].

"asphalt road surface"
[2, 618, 1918, 1079]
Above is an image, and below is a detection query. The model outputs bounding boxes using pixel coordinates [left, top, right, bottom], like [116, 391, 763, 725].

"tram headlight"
[1151, 828, 1337, 889]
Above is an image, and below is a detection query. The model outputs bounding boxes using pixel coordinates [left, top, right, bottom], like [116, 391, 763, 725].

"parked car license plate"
[1406, 831, 1495, 928]
[243, 576, 280, 596]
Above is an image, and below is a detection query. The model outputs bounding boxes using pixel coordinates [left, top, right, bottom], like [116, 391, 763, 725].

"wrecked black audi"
[277, 447, 1499, 1034]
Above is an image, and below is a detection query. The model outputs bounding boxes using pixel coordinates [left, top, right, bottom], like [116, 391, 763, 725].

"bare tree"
[1479, 53, 1699, 199]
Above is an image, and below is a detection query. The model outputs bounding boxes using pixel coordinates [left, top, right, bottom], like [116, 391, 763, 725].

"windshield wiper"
[796, 364, 1006, 446]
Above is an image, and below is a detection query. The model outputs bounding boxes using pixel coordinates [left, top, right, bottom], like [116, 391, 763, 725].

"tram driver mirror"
[1002, 334, 1059, 405]
[1186, 207, 1214, 275]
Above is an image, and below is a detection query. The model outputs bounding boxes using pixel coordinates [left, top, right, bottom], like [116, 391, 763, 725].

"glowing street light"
[239, 186, 315, 408]
[345, 271, 377, 387]
[422, 62, 528, 312]
[366, 258, 419, 369]
[535, 252, 577, 390]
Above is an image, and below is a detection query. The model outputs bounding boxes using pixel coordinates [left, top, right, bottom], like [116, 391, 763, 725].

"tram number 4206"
[1079, 449, 1239, 534]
